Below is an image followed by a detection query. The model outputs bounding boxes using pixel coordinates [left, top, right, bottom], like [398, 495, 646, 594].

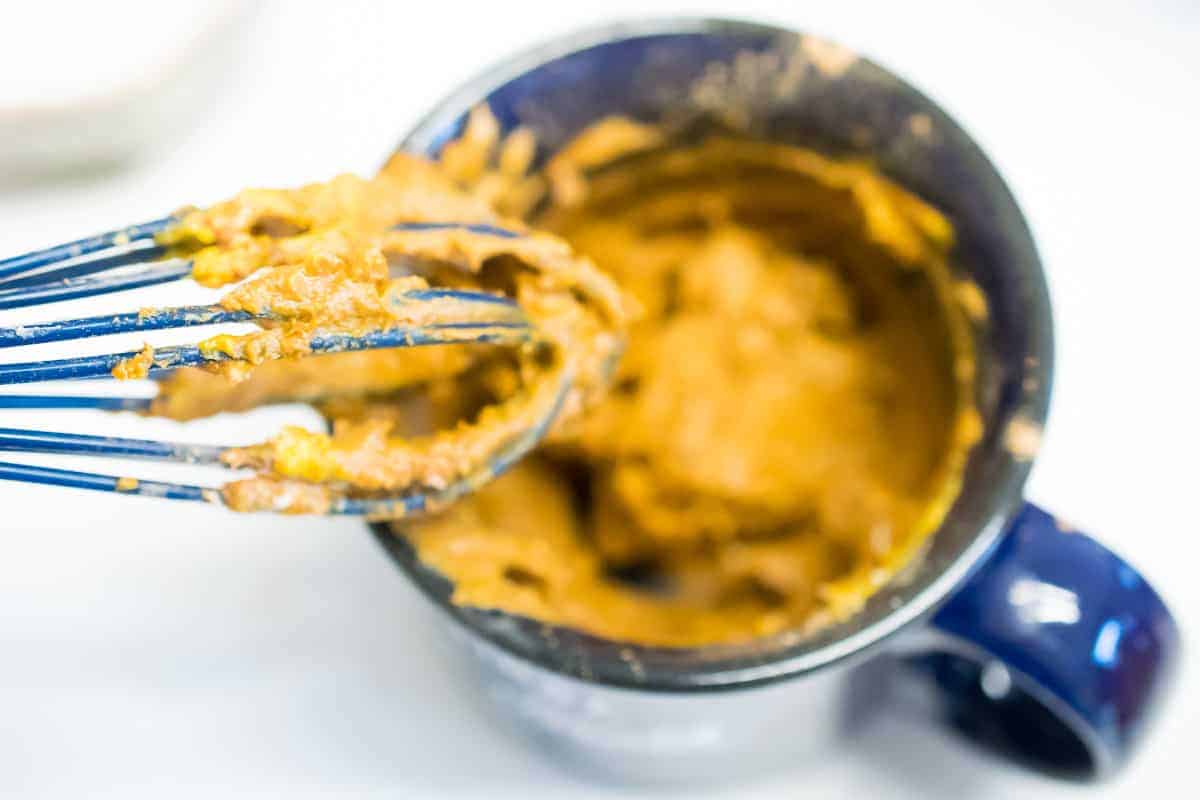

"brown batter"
[397, 112, 979, 646]
[124, 106, 978, 646]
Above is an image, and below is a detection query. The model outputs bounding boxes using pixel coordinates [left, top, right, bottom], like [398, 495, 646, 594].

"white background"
[0, 1, 1196, 797]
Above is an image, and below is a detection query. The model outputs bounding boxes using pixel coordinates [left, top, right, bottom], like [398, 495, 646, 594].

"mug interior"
[370, 18, 1053, 691]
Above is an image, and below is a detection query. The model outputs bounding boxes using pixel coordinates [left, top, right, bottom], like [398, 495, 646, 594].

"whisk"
[0, 217, 571, 516]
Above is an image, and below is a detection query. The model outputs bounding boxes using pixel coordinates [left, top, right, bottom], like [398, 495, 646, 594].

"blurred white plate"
[0, 0, 254, 176]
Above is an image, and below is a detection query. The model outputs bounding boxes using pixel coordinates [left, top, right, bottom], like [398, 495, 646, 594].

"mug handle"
[906, 502, 1178, 778]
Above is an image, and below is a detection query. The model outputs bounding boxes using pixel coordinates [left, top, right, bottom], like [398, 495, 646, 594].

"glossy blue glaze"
[412, 31, 775, 160]
[925, 502, 1179, 775]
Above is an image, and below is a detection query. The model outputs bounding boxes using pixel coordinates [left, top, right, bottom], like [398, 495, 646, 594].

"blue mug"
[371, 18, 1178, 783]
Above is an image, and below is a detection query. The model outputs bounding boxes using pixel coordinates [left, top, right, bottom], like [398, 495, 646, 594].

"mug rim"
[371, 16, 1055, 692]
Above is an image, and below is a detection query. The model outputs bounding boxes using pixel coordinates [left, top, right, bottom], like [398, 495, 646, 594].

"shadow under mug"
[369, 18, 1179, 783]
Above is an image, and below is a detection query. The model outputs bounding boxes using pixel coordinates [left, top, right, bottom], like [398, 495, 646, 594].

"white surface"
[0, 1, 1197, 797]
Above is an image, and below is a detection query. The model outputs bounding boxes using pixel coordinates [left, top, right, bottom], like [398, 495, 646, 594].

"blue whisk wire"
[0, 321, 530, 384]
[0, 289, 521, 350]
[0, 461, 212, 503]
[0, 214, 562, 516]
[0, 395, 153, 411]
[0, 428, 226, 462]
[0, 242, 169, 289]
[0, 216, 176, 280]
[0, 261, 194, 310]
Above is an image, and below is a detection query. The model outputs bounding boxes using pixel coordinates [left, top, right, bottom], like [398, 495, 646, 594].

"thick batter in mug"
[403, 111, 982, 646]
